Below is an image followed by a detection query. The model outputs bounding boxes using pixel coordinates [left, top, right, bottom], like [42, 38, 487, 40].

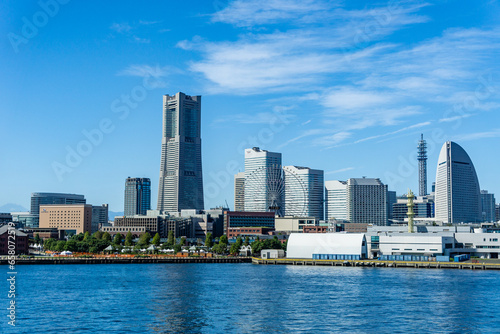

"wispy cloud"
[453, 129, 500, 142]
[109, 20, 163, 43]
[326, 167, 355, 175]
[211, 0, 335, 27]
[212, 111, 295, 125]
[181, 1, 500, 148]
[355, 121, 431, 144]
[110, 23, 132, 33]
[117, 65, 172, 78]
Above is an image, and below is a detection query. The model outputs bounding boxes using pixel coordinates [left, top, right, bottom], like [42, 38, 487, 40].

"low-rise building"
[223, 211, 275, 235]
[101, 226, 147, 237]
[228, 227, 274, 239]
[22, 227, 64, 240]
[0, 213, 12, 224]
[302, 226, 328, 233]
[275, 216, 317, 233]
[0, 226, 29, 255]
[286, 233, 367, 259]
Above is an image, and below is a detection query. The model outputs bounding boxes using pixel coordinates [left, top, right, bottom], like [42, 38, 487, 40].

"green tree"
[34, 233, 41, 244]
[244, 236, 250, 246]
[180, 236, 186, 246]
[113, 233, 122, 245]
[196, 238, 203, 246]
[174, 243, 182, 254]
[167, 230, 175, 246]
[102, 232, 112, 243]
[125, 231, 133, 246]
[230, 237, 243, 255]
[138, 232, 151, 247]
[44, 238, 56, 251]
[64, 240, 78, 252]
[55, 241, 66, 252]
[220, 235, 228, 245]
[205, 233, 213, 248]
[93, 231, 103, 240]
[152, 233, 161, 246]
[83, 231, 91, 241]
[89, 246, 99, 253]
[282, 240, 288, 251]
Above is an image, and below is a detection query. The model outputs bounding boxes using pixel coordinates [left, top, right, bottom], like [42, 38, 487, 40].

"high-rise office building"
[496, 204, 500, 222]
[392, 196, 434, 222]
[325, 180, 348, 220]
[234, 172, 245, 212]
[417, 134, 428, 196]
[92, 204, 109, 233]
[284, 166, 324, 220]
[125, 177, 151, 216]
[481, 190, 496, 222]
[30, 192, 86, 228]
[31, 192, 86, 215]
[157, 92, 204, 212]
[325, 178, 388, 225]
[435, 141, 481, 224]
[347, 178, 388, 226]
[387, 190, 397, 220]
[244, 147, 282, 213]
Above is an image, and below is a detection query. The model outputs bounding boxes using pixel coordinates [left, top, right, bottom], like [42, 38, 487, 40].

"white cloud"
[117, 65, 171, 78]
[211, 0, 334, 27]
[110, 23, 132, 33]
[453, 129, 500, 142]
[181, 1, 500, 148]
[326, 167, 355, 175]
[212, 111, 295, 125]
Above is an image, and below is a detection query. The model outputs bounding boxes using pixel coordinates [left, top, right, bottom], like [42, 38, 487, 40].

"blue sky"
[1, 0, 499, 212]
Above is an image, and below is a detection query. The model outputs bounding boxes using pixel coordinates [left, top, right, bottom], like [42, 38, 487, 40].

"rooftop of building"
[0, 225, 27, 236]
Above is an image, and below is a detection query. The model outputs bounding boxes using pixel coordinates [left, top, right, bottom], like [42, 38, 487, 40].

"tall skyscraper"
[283, 166, 324, 220]
[435, 141, 481, 224]
[347, 178, 388, 226]
[244, 147, 282, 213]
[418, 134, 428, 196]
[157, 92, 204, 212]
[125, 177, 151, 216]
[325, 180, 348, 220]
[234, 172, 245, 211]
[481, 190, 496, 222]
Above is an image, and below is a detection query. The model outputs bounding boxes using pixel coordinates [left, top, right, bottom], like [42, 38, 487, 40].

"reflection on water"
[2, 263, 500, 333]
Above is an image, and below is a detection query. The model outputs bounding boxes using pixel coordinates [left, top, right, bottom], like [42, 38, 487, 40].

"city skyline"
[2, 1, 500, 212]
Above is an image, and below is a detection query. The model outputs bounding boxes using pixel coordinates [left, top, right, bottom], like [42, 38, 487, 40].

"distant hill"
[0, 203, 28, 213]
[108, 211, 124, 220]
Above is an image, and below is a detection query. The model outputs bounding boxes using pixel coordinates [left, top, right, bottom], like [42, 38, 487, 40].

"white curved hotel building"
[435, 141, 482, 224]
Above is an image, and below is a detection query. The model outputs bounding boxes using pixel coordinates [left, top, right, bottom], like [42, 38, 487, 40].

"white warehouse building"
[286, 233, 367, 259]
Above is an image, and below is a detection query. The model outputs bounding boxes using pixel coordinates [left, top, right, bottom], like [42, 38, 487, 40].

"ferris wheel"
[244, 165, 307, 217]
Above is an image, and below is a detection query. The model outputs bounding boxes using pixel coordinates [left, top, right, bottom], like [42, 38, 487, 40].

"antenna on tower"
[417, 134, 427, 196]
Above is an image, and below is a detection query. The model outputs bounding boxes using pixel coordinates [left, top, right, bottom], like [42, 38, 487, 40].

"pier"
[252, 257, 500, 270]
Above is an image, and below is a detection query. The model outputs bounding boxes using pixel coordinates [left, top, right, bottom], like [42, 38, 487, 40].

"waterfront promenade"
[0, 255, 252, 265]
[253, 257, 500, 270]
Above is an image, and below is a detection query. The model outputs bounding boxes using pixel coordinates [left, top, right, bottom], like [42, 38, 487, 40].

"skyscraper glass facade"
[125, 178, 151, 216]
[157, 93, 204, 212]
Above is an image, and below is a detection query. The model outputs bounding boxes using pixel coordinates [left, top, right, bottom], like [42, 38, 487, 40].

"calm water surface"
[1, 263, 500, 333]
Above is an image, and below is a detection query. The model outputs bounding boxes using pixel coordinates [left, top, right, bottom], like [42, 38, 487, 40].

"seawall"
[0, 256, 252, 265]
[252, 257, 500, 270]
